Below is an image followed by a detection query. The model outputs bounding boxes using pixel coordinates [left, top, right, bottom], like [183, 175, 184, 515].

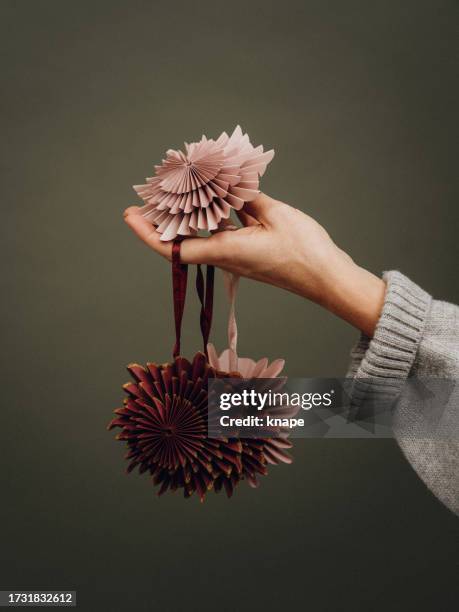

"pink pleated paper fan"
[133, 125, 274, 241]
[207, 343, 293, 474]
[207, 344, 285, 379]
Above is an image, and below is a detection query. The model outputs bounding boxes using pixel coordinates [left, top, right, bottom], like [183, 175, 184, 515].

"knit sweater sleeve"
[347, 271, 459, 515]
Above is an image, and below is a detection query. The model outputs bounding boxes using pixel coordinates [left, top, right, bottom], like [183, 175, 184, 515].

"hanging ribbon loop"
[172, 240, 188, 358]
[195, 264, 215, 355]
[172, 239, 215, 358]
[222, 271, 240, 371]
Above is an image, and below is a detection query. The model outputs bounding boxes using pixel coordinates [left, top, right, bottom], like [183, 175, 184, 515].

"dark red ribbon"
[172, 239, 214, 358]
[195, 263, 214, 354]
[172, 240, 188, 358]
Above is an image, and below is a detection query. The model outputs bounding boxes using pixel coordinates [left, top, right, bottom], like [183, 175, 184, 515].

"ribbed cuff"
[348, 271, 432, 405]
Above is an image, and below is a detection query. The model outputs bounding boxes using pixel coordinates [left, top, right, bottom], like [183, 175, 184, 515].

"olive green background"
[1, 1, 458, 610]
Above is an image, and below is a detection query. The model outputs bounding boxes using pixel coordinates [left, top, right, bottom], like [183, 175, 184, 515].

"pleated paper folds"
[108, 351, 291, 499]
[133, 126, 274, 241]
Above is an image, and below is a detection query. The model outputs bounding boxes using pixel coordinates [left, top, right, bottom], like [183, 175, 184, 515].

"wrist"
[314, 251, 386, 337]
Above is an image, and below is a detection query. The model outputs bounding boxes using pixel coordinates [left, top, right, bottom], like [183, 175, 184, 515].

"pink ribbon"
[222, 270, 240, 371]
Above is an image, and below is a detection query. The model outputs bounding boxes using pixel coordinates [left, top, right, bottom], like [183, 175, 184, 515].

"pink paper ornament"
[207, 342, 293, 472]
[206, 269, 294, 475]
[133, 125, 274, 241]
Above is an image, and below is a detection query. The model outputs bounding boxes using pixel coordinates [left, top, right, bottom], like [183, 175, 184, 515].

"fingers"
[123, 194, 282, 264]
[124, 207, 171, 258]
[235, 208, 259, 227]
[123, 205, 142, 218]
[181, 236, 216, 264]
[216, 218, 240, 231]
[124, 206, 219, 265]
[242, 192, 281, 226]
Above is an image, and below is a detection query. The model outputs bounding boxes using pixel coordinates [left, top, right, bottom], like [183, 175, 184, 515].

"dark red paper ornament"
[108, 240, 292, 500]
[109, 353, 237, 498]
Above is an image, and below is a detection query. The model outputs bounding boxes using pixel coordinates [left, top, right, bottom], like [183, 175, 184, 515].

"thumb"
[242, 192, 281, 226]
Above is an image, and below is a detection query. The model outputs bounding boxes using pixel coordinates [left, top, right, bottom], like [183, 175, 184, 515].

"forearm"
[319, 258, 386, 337]
[125, 193, 387, 337]
[289, 246, 386, 338]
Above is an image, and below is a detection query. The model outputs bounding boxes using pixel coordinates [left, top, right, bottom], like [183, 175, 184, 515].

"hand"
[124, 193, 385, 337]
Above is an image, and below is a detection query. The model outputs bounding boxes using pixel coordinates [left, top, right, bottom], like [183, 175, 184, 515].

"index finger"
[124, 207, 218, 264]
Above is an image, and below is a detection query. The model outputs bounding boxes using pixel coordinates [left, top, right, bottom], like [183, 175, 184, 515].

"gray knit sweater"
[347, 271, 459, 515]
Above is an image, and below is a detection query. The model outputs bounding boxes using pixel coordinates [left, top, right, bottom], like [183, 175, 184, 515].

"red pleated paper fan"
[108, 352, 277, 500]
